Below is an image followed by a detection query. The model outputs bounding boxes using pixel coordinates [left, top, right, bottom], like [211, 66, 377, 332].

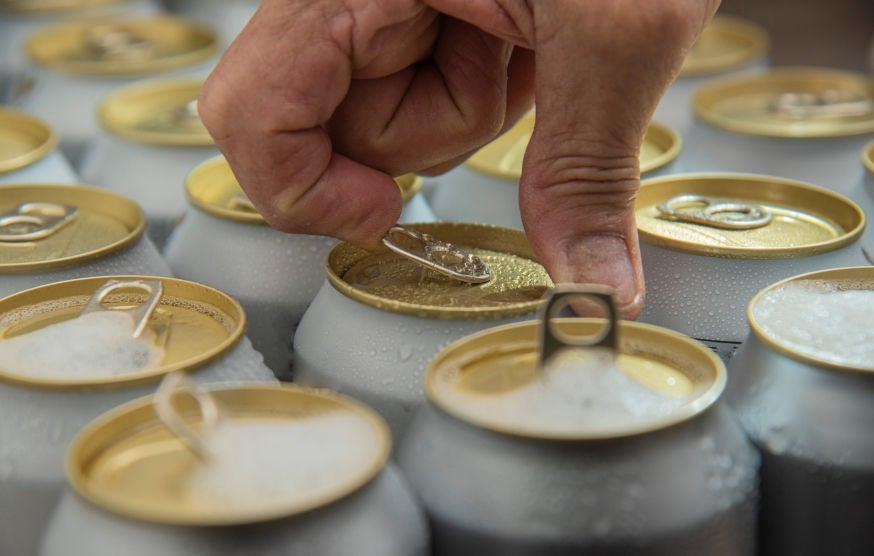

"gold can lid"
[25, 15, 218, 76]
[693, 67, 874, 138]
[863, 139, 874, 175]
[680, 15, 769, 77]
[0, 184, 146, 274]
[465, 113, 679, 180]
[328, 222, 553, 320]
[636, 173, 865, 259]
[67, 383, 390, 525]
[426, 287, 724, 439]
[0, 275, 246, 389]
[748, 266, 874, 374]
[395, 172, 423, 203]
[98, 78, 212, 146]
[1, 0, 125, 14]
[0, 108, 57, 175]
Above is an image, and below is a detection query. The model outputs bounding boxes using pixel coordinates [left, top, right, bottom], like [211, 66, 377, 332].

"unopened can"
[40, 382, 429, 556]
[0, 275, 276, 555]
[0, 183, 171, 298]
[161, 0, 259, 47]
[293, 222, 553, 441]
[0, 107, 78, 184]
[79, 77, 218, 248]
[398, 286, 759, 555]
[725, 266, 874, 556]
[15, 14, 218, 165]
[429, 113, 681, 228]
[163, 155, 338, 379]
[636, 173, 868, 361]
[685, 68, 874, 194]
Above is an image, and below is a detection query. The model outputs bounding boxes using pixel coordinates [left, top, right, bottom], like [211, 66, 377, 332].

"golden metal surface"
[328, 222, 552, 320]
[863, 140, 874, 175]
[693, 68, 874, 137]
[680, 15, 769, 76]
[395, 173, 422, 203]
[0, 275, 245, 389]
[637, 174, 865, 259]
[66, 384, 391, 525]
[0, 184, 144, 273]
[426, 318, 723, 440]
[0, 108, 57, 175]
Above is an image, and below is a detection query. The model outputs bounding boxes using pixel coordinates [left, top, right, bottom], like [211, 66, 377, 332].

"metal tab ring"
[153, 371, 221, 463]
[537, 284, 618, 368]
[382, 225, 492, 284]
[0, 202, 78, 242]
[80, 278, 164, 339]
[656, 194, 772, 230]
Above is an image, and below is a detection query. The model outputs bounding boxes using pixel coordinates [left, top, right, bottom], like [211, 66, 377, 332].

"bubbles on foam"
[753, 279, 874, 368]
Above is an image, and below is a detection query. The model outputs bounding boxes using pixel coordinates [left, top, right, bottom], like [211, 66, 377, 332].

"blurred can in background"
[160, 0, 259, 47]
[0, 107, 78, 184]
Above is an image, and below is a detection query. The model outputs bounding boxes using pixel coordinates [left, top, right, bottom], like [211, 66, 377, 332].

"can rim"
[746, 266, 874, 374]
[639, 120, 682, 175]
[863, 139, 874, 175]
[65, 383, 392, 526]
[184, 155, 266, 224]
[0, 275, 247, 390]
[396, 173, 423, 203]
[0, 108, 58, 175]
[637, 172, 866, 259]
[679, 14, 769, 76]
[425, 318, 727, 440]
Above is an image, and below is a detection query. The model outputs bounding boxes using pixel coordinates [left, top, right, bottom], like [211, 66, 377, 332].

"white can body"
[0, 150, 78, 185]
[398, 190, 439, 224]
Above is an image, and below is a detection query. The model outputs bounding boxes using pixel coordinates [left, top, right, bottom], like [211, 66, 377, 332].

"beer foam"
[186, 412, 381, 509]
[752, 280, 874, 368]
[0, 311, 164, 380]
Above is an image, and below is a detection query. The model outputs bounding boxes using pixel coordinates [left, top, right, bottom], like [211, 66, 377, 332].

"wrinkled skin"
[199, 0, 720, 318]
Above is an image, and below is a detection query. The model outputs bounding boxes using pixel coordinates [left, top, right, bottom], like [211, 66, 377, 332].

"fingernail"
[555, 235, 642, 315]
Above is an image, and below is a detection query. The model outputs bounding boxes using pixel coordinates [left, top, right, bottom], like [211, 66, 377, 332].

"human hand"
[199, 0, 719, 319]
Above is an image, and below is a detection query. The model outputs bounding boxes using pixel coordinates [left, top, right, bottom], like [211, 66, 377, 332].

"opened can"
[0, 275, 276, 555]
[0, 107, 78, 184]
[398, 286, 759, 555]
[725, 266, 874, 555]
[636, 173, 868, 360]
[293, 222, 553, 441]
[0, 183, 171, 299]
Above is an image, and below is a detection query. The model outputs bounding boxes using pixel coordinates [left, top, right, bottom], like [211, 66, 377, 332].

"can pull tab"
[84, 25, 152, 60]
[538, 285, 618, 367]
[154, 371, 220, 463]
[80, 278, 163, 339]
[768, 90, 874, 119]
[0, 202, 77, 242]
[382, 225, 492, 284]
[656, 194, 772, 230]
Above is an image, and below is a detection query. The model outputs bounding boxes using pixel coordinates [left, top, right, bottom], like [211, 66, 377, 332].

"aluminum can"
[0, 107, 78, 184]
[654, 14, 769, 141]
[163, 155, 339, 379]
[79, 77, 218, 248]
[725, 266, 874, 556]
[429, 112, 682, 229]
[856, 140, 874, 252]
[398, 285, 759, 555]
[636, 173, 868, 361]
[14, 14, 218, 166]
[161, 0, 259, 47]
[0, 275, 277, 555]
[293, 222, 553, 441]
[684, 68, 874, 194]
[0, 183, 172, 298]
[40, 382, 429, 556]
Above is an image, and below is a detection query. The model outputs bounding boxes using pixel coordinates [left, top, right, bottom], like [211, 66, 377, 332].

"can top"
[863, 139, 874, 176]
[748, 266, 874, 374]
[426, 287, 725, 439]
[636, 173, 865, 259]
[679, 15, 769, 77]
[98, 78, 212, 146]
[0, 184, 146, 274]
[328, 222, 552, 320]
[693, 67, 874, 138]
[0, 108, 57, 175]
[25, 15, 218, 77]
[0, 275, 247, 389]
[66, 383, 390, 525]
[464, 113, 680, 180]
[0, 0, 124, 14]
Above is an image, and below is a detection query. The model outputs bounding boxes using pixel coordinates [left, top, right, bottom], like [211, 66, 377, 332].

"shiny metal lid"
[465, 113, 680, 180]
[426, 286, 724, 439]
[636, 173, 865, 259]
[98, 78, 212, 146]
[863, 140, 874, 175]
[66, 383, 390, 525]
[680, 15, 769, 76]
[693, 68, 874, 137]
[0, 275, 246, 389]
[328, 222, 553, 320]
[0, 184, 145, 274]
[25, 15, 218, 76]
[0, 108, 57, 174]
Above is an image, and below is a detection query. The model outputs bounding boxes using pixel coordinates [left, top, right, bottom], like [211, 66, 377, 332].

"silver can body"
[398, 190, 439, 224]
[0, 150, 78, 184]
[398, 401, 758, 555]
[0, 337, 276, 556]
